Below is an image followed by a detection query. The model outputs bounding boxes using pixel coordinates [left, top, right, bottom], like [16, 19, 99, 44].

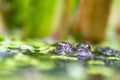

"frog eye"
[58, 43, 65, 49]
[59, 44, 63, 48]
[87, 45, 91, 50]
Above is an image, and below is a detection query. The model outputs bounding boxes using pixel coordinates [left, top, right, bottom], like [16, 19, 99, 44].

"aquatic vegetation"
[0, 39, 120, 80]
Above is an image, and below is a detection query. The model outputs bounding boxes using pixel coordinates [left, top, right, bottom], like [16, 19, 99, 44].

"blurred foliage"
[1, 0, 79, 39]
[23, 0, 64, 38]
[1, 0, 30, 29]
[0, 35, 4, 41]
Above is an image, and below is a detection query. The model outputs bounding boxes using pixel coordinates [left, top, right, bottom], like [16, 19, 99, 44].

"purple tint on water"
[74, 49, 92, 57]
[55, 50, 62, 55]
[77, 59, 85, 65]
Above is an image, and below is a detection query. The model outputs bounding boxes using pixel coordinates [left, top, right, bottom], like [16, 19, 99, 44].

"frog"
[73, 43, 93, 57]
[55, 42, 74, 55]
[54, 42, 93, 57]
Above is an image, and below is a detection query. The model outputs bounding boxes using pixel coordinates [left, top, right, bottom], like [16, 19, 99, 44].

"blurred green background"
[0, 0, 120, 41]
[0, 0, 79, 39]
